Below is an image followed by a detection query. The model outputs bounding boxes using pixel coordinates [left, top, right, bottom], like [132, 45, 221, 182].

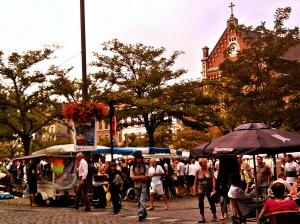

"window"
[229, 36, 237, 42]
[105, 122, 109, 129]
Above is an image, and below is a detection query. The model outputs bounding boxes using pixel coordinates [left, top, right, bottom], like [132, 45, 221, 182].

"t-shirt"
[256, 163, 271, 187]
[148, 165, 164, 186]
[186, 164, 199, 176]
[263, 198, 299, 214]
[177, 162, 186, 176]
[130, 164, 149, 189]
[228, 185, 256, 216]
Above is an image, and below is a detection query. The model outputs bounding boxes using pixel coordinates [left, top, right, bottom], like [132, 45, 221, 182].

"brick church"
[201, 3, 300, 80]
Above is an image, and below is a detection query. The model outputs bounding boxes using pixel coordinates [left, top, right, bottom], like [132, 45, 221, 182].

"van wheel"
[45, 198, 53, 206]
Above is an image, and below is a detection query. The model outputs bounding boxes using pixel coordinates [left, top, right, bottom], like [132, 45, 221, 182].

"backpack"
[113, 173, 124, 186]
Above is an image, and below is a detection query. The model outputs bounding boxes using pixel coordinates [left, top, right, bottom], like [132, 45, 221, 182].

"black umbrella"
[191, 123, 300, 157]
[191, 123, 300, 222]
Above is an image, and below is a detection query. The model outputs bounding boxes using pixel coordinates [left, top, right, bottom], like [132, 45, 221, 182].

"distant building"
[95, 117, 183, 147]
[43, 122, 73, 141]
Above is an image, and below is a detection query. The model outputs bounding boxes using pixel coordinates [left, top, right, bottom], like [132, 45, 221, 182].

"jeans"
[198, 191, 216, 215]
[135, 186, 147, 219]
[220, 195, 229, 213]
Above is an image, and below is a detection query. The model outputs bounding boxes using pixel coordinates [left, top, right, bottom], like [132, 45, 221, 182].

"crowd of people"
[1, 152, 300, 223]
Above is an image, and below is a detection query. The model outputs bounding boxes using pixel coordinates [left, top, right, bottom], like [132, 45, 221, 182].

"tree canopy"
[90, 39, 218, 146]
[0, 47, 77, 155]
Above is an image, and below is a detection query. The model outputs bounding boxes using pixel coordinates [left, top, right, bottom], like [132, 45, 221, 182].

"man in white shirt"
[186, 159, 199, 195]
[269, 172, 291, 195]
[148, 159, 168, 210]
[73, 152, 91, 211]
[285, 154, 299, 185]
[176, 159, 186, 197]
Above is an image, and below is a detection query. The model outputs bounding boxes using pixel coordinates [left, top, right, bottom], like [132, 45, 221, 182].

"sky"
[0, 0, 299, 81]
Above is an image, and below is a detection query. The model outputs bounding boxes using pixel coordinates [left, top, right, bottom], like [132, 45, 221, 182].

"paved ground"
[0, 196, 232, 224]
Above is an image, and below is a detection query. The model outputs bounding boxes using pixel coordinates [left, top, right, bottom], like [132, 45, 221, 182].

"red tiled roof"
[283, 44, 300, 61]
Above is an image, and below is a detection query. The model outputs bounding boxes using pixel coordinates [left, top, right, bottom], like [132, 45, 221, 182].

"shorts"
[187, 175, 195, 187]
[150, 183, 164, 195]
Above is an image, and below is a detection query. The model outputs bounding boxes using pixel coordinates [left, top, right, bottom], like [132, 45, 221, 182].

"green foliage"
[90, 40, 218, 146]
[121, 133, 148, 147]
[171, 126, 214, 150]
[213, 7, 300, 130]
[0, 47, 77, 155]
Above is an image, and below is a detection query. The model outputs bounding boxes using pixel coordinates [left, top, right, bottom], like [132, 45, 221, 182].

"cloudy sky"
[0, 0, 299, 80]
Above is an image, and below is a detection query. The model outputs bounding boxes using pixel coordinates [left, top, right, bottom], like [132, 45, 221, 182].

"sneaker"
[211, 214, 217, 221]
[199, 216, 206, 223]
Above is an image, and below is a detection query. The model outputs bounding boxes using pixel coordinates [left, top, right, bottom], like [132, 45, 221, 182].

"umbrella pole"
[272, 155, 277, 180]
[252, 155, 259, 222]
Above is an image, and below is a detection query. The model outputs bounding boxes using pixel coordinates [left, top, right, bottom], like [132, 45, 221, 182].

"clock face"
[229, 43, 239, 57]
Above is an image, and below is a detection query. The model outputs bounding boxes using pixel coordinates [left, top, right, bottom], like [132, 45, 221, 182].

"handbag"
[113, 174, 124, 186]
[210, 191, 220, 203]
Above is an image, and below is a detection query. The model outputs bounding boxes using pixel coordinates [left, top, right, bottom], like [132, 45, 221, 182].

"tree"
[0, 47, 77, 155]
[212, 7, 300, 130]
[90, 39, 218, 146]
[170, 126, 216, 150]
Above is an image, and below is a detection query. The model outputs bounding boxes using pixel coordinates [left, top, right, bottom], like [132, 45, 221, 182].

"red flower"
[62, 101, 108, 123]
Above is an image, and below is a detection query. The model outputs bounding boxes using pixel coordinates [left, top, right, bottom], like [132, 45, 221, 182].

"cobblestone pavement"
[0, 196, 232, 224]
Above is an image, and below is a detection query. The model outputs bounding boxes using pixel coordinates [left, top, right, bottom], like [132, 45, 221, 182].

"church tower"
[201, 2, 248, 80]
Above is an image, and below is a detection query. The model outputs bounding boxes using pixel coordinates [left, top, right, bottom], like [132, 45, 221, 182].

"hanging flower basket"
[62, 101, 108, 123]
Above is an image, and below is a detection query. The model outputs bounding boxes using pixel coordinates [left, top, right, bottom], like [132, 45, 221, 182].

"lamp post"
[109, 100, 115, 162]
[80, 0, 88, 101]
[180, 138, 185, 150]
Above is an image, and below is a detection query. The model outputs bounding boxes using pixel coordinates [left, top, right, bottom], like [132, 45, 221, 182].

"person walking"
[148, 158, 169, 211]
[195, 158, 217, 223]
[73, 152, 91, 211]
[176, 159, 186, 197]
[130, 152, 149, 222]
[256, 156, 272, 197]
[186, 159, 198, 196]
[27, 159, 38, 207]
[107, 162, 123, 214]
[216, 156, 238, 220]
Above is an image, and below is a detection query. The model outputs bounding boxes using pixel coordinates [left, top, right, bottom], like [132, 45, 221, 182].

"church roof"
[283, 44, 300, 61]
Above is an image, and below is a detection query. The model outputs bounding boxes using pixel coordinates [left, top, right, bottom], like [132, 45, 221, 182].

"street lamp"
[180, 138, 185, 150]
[109, 100, 115, 162]
[80, 0, 88, 101]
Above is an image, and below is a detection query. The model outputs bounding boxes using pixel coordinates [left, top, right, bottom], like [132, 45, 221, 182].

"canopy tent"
[32, 144, 75, 155]
[91, 147, 148, 156]
[143, 153, 179, 159]
[191, 123, 300, 157]
[32, 144, 110, 156]
[149, 147, 170, 154]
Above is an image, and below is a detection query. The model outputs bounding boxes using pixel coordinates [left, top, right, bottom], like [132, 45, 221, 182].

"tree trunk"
[22, 136, 32, 155]
[148, 131, 155, 147]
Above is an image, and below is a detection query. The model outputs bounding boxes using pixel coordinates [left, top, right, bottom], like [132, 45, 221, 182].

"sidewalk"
[0, 196, 232, 224]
